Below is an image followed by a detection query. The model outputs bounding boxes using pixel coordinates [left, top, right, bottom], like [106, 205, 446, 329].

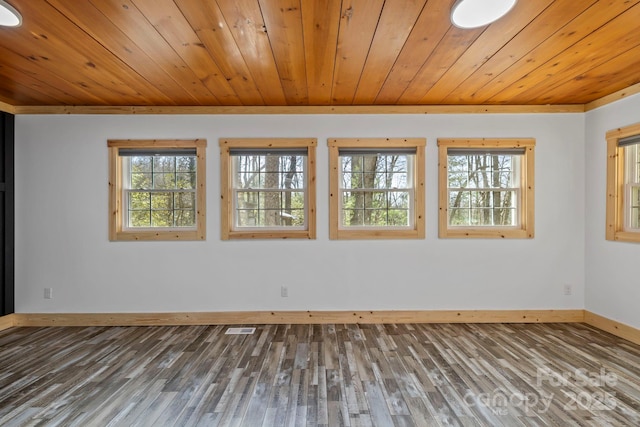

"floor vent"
[225, 327, 256, 335]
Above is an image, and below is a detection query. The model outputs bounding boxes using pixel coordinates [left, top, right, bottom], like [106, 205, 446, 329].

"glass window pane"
[153, 156, 175, 172]
[387, 209, 409, 226]
[120, 149, 201, 232]
[176, 156, 196, 172]
[174, 210, 195, 227]
[342, 209, 362, 227]
[131, 173, 151, 189]
[631, 207, 640, 229]
[176, 173, 196, 189]
[151, 193, 173, 210]
[131, 156, 152, 173]
[129, 210, 150, 227]
[443, 143, 532, 236]
[339, 152, 415, 229]
[448, 172, 467, 188]
[448, 155, 468, 172]
[175, 192, 195, 209]
[388, 191, 409, 209]
[151, 210, 173, 227]
[129, 192, 150, 210]
[154, 173, 176, 189]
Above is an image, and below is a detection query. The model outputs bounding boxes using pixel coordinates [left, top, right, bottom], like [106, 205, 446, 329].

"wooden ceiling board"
[130, 0, 243, 105]
[91, 0, 222, 106]
[23, 0, 179, 105]
[301, 0, 341, 105]
[470, 0, 640, 104]
[331, 0, 385, 104]
[439, 0, 597, 104]
[259, 0, 308, 105]
[396, 26, 485, 104]
[430, 0, 596, 104]
[0, 0, 638, 108]
[418, 0, 556, 104]
[0, 68, 60, 105]
[490, 3, 640, 104]
[530, 44, 640, 105]
[47, 0, 204, 106]
[176, 0, 265, 105]
[0, 44, 100, 105]
[0, 8, 149, 105]
[352, 0, 428, 104]
[374, 0, 455, 104]
[215, 0, 287, 105]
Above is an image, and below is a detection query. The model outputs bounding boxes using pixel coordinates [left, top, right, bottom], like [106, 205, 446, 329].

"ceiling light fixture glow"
[0, 0, 22, 27]
[451, 0, 516, 29]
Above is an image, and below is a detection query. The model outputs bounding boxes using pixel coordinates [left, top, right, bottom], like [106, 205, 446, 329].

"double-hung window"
[438, 138, 535, 239]
[108, 139, 206, 241]
[328, 138, 425, 239]
[606, 123, 640, 242]
[220, 138, 316, 240]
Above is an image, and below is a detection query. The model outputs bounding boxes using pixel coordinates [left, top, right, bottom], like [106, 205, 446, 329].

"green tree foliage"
[127, 155, 196, 228]
[235, 154, 306, 227]
[341, 154, 410, 227]
[448, 154, 516, 226]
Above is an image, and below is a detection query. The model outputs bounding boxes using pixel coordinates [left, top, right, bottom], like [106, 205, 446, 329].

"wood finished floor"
[0, 323, 639, 426]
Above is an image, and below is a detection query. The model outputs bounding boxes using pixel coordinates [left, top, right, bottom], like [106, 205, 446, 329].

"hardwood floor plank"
[1, 323, 639, 426]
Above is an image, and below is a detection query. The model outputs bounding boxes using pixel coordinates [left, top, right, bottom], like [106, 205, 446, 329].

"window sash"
[624, 143, 640, 231]
[338, 153, 415, 229]
[122, 189, 198, 230]
[447, 153, 522, 227]
[230, 151, 308, 230]
[122, 154, 198, 230]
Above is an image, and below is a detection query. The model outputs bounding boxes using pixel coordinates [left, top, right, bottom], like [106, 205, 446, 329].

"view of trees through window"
[126, 155, 197, 228]
[447, 153, 519, 227]
[340, 153, 412, 227]
[626, 143, 640, 229]
[233, 153, 306, 228]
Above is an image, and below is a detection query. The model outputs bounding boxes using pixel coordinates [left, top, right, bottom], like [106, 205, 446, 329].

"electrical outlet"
[281, 285, 288, 298]
[44, 288, 53, 299]
[563, 284, 572, 296]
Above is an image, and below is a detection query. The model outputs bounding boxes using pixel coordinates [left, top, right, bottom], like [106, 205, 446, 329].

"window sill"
[440, 227, 533, 239]
[224, 230, 315, 240]
[609, 230, 640, 243]
[331, 228, 424, 240]
[113, 230, 205, 241]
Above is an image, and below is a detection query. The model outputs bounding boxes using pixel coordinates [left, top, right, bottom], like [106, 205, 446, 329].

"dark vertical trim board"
[0, 112, 14, 316]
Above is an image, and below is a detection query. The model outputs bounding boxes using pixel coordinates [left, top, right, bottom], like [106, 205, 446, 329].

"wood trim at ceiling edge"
[3, 81, 640, 115]
[0, 101, 15, 115]
[6, 104, 585, 115]
[584, 81, 640, 112]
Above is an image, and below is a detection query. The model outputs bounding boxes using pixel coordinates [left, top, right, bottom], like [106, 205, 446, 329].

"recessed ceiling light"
[451, 0, 516, 29]
[0, 1, 22, 27]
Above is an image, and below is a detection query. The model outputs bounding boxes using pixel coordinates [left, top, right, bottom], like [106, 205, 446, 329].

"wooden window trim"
[437, 138, 535, 239]
[606, 122, 640, 243]
[219, 138, 317, 240]
[108, 139, 207, 241]
[328, 138, 426, 240]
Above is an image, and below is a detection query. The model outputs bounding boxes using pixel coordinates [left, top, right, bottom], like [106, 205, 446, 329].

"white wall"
[585, 93, 640, 329]
[15, 113, 585, 313]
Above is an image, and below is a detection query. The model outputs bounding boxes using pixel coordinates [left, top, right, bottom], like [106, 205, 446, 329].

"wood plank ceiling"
[0, 0, 639, 108]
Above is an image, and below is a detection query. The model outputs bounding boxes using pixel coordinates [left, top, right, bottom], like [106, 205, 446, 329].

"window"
[606, 123, 640, 243]
[438, 138, 535, 239]
[219, 138, 316, 240]
[108, 139, 206, 241]
[328, 138, 425, 240]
